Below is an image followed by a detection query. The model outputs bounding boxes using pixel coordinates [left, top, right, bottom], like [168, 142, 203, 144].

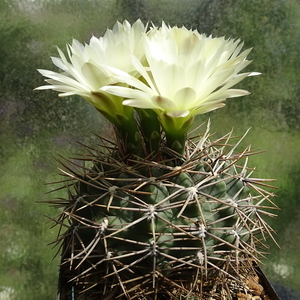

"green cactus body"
[51, 126, 277, 299]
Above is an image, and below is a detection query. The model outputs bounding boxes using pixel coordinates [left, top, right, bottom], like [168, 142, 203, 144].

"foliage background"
[1, 0, 300, 299]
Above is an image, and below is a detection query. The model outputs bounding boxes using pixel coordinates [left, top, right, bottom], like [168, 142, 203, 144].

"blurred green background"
[1, 0, 300, 299]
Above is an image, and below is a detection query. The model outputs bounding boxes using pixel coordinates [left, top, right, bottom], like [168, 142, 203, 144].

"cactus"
[47, 122, 277, 299]
[36, 20, 277, 299]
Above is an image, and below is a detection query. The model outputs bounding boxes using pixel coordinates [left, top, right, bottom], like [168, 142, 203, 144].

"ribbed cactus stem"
[48, 123, 277, 299]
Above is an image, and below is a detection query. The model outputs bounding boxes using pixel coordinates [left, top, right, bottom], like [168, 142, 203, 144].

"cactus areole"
[36, 20, 277, 300]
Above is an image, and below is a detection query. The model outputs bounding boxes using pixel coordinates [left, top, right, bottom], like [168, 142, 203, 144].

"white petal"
[81, 62, 110, 89]
[167, 110, 190, 118]
[248, 72, 261, 76]
[51, 56, 68, 72]
[151, 95, 177, 111]
[103, 85, 152, 101]
[123, 98, 157, 109]
[106, 65, 155, 95]
[192, 102, 226, 115]
[130, 55, 159, 93]
[226, 89, 250, 98]
[174, 87, 196, 108]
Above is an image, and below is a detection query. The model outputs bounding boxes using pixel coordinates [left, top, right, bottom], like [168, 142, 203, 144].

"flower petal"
[152, 95, 178, 111]
[167, 110, 190, 118]
[81, 62, 111, 89]
[173, 87, 196, 108]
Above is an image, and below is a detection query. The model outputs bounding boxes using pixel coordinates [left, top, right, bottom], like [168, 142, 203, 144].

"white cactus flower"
[103, 22, 260, 119]
[35, 19, 147, 106]
[35, 20, 147, 140]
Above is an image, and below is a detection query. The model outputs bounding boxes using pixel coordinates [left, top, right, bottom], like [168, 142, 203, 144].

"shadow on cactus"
[36, 20, 278, 299]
